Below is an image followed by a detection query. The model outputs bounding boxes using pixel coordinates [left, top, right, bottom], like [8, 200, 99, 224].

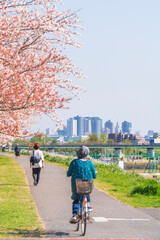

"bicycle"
[75, 179, 93, 236]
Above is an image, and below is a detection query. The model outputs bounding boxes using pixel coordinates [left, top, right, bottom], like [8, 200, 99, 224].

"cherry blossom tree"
[0, 0, 85, 142]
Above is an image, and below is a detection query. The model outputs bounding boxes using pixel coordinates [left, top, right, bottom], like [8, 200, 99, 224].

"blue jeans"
[72, 195, 90, 215]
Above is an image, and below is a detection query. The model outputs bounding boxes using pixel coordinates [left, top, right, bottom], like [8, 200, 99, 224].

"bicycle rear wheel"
[81, 196, 87, 236]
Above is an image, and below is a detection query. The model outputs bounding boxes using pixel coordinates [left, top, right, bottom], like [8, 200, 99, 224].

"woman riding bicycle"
[67, 146, 97, 223]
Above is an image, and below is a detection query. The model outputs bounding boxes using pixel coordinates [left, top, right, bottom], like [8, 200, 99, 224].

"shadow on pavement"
[0, 229, 46, 238]
[46, 231, 70, 237]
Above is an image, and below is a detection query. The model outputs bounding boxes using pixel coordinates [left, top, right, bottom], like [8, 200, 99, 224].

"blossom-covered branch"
[0, 0, 85, 141]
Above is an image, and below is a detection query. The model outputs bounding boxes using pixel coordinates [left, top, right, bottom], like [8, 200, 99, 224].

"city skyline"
[44, 115, 155, 138]
[31, 0, 160, 136]
[31, 114, 156, 137]
[44, 115, 158, 144]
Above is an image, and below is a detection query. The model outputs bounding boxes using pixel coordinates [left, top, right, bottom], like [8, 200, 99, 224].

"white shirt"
[30, 149, 44, 168]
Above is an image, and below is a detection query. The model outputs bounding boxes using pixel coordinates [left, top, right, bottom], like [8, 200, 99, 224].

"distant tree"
[87, 133, 99, 143]
[119, 139, 133, 155]
[13, 139, 29, 145]
[99, 133, 107, 144]
[51, 139, 58, 144]
[70, 138, 87, 144]
[70, 139, 81, 144]
[125, 148, 134, 155]
[106, 139, 114, 145]
[122, 139, 133, 145]
[30, 133, 52, 145]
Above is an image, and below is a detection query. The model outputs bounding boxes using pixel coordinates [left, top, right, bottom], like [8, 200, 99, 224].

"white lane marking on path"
[92, 217, 150, 222]
[92, 217, 108, 222]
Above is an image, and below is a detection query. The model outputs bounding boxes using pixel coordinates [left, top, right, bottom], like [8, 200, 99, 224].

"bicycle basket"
[76, 179, 93, 195]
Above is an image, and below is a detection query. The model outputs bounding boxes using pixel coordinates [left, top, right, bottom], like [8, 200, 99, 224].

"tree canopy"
[87, 133, 99, 143]
[0, 0, 84, 143]
[99, 133, 107, 144]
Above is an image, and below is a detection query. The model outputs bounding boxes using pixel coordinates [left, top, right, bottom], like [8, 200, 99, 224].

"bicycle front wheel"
[81, 196, 87, 236]
[76, 222, 79, 231]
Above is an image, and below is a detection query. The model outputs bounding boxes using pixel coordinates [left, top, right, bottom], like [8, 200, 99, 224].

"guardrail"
[11, 144, 160, 149]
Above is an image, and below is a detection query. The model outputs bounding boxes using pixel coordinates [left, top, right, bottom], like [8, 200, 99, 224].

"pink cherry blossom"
[0, 0, 85, 142]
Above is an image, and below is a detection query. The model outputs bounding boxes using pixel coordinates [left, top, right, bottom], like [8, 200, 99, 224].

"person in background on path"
[67, 146, 97, 223]
[2, 144, 6, 152]
[30, 143, 44, 186]
[8, 142, 12, 154]
[15, 144, 21, 156]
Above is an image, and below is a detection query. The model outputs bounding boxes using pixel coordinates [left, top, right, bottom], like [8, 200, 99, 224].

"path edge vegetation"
[43, 152, 160, 208]
[0, 155, 45, 238]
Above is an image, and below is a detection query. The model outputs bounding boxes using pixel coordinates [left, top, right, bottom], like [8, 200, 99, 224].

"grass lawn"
[43, 153, 160, 208]
[0, 155, 44, 238]
[94, 162, 160, 208]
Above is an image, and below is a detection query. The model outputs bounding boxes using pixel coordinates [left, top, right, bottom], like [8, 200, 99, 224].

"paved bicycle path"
[4, 153, 160, 239]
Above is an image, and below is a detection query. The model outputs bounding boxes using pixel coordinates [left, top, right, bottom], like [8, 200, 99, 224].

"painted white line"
[92, 217, 108, 222]
[92, 217, 150, 222]
[107, 218, 150, 221]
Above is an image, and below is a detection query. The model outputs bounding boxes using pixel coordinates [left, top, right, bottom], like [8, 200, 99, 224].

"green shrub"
[130, 185, 158, 196]
[20, 149, 30, 155]
[43, 153, 72, 166]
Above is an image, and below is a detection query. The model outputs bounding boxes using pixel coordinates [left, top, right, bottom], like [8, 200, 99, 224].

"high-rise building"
[46, 128, 51, 135]
[91, 117, 101, 136]
[57, 126, 67, 136]
[122, 121, 132, 134]
[66, 116, 102, 138]
[104, 127, 111, 137]
[74, 115, 83, 137]
[115, 122, 119, 134]
[67, 118, 77, 137]
[83, 117, 92, 136]
[46, 128, 55, 136]
[148, 130, 154, 138]
[104, 120, 115, 133]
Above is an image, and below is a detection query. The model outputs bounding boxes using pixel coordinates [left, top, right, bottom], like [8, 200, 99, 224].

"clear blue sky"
[31, 0, 160, 136]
